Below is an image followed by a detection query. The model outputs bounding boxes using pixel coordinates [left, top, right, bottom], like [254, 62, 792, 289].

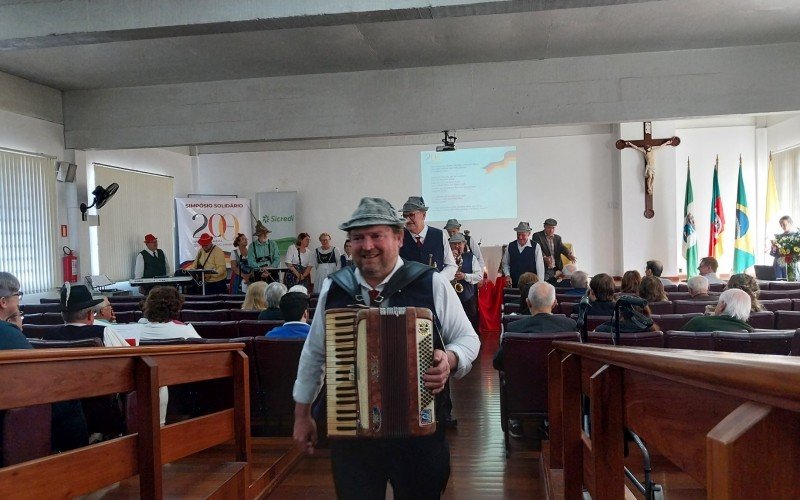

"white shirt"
[134, 249, 171, 279]
[107, 319, 201, 342]
[501, 239, 545, 279]
[292, 257, 481, 405]
[285, 245, 312, 267]
[702, 272, 726, 285]
[408, 225, 457, 281]
[465, 234, 486, 273]
[460, 254, 482, 285]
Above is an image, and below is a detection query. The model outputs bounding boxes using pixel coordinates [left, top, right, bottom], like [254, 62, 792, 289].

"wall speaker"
[56, 161, 77, 183]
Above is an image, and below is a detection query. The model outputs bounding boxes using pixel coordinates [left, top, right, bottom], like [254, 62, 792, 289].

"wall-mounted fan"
[80, 183, 119, 221]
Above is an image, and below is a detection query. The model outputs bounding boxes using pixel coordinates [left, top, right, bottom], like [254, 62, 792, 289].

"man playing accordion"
[292, 197, 480, 499]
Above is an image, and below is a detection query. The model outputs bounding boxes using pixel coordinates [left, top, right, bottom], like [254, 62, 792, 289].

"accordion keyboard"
[325, 309, 360, 436]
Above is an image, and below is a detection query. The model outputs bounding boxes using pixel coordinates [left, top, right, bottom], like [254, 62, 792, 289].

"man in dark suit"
[531, 218, 576, 282]
[494, 281, 576, 437]
[494, 282, 576, 370]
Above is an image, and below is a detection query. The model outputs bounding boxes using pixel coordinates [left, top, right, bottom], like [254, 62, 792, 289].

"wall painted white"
[196, 132, 620, 276]
[672, 126, 757, 276]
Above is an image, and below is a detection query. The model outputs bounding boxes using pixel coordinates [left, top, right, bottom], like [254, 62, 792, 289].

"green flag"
[733, 157, 755, 273]
[682, 161, 698, 276]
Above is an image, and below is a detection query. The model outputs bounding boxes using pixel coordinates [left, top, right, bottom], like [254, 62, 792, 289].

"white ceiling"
[1, 0, 799, 91]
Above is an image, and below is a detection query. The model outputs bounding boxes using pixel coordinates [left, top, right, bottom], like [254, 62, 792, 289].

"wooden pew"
[545, 343, 800, 499]
[0, 344, 252, 499]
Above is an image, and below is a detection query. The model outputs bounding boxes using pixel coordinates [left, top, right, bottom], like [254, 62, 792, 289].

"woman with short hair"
[285, 232, 313, 291]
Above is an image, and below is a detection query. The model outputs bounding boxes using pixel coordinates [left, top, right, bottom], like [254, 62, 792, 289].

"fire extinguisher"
[62, 246, 79, 283]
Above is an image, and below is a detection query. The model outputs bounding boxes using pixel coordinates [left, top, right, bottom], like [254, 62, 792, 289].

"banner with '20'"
[175, 198, 252, 267]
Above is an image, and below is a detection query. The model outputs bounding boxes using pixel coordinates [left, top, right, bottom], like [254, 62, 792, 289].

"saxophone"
[452, 254, 464, 294]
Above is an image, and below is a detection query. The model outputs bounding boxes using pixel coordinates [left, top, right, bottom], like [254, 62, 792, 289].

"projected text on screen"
[420, 146, 517, 221]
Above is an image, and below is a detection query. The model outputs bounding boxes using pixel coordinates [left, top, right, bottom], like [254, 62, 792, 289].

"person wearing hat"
[449, 232, 482, 331]
[188, 233, 228, 294]
[41, 283, 128, 346]
[502, 222, 545, 288]
[134, 233, 171, 293]
[444, 218, 485, 272]
[0, 272, 32, 349]
[248, 222, 281, 284]
[293, 197, 480, 499]
[531, 218, 576, 283]
[399, 196, 457, 281]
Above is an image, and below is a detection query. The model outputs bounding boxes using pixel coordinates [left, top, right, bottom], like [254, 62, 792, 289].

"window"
[93, 165, 174, 282]
[773, 147, 800, 221]
[0, 150, 59, 293]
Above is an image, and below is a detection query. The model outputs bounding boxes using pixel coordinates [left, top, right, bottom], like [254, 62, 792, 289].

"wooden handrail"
[553, 342, 800, 411]
[548, 342, 800, 499]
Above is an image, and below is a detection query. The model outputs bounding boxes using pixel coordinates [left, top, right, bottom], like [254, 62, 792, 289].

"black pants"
[203, 280, 228, 295]
[460, 295, 478, 332]
[330, 432, 450, 500]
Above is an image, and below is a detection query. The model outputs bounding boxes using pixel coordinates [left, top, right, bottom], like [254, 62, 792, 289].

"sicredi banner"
[256, 191, 297, 256]
[176, 198, 252, 267]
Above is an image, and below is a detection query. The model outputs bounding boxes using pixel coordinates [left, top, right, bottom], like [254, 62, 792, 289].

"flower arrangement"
[775, 232, 800, 281]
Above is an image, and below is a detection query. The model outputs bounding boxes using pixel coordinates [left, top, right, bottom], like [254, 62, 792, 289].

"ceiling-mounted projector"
[436, 130, 457, 152]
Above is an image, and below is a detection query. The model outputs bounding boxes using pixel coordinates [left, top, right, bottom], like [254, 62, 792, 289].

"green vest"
[141, 249, 167, 278]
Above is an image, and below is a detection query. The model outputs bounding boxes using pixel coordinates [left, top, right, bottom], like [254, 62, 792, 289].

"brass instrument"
[428, 253, 437, 269]
[452, 254, 464, 293]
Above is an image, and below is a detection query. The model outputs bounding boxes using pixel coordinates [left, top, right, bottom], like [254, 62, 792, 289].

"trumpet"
[452, 254, 464, 294]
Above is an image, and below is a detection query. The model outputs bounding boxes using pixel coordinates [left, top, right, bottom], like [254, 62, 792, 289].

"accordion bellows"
[325, 307, 437, 438]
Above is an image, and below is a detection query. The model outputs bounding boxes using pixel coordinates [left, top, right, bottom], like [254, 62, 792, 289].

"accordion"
[325, 307, 437, 439]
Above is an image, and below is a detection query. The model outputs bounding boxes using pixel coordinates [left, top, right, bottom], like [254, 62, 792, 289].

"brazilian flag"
[733, 158, 755, 273]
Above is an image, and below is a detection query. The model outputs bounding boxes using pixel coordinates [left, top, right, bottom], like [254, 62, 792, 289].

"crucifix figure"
[616, 121, 680, 219]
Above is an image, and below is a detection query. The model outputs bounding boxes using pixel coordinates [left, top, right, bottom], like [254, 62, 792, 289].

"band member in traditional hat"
[501, 221, 545, 288]
[443, 218, 485, 272]
[449, 232, 481, 330]
[134, 233, 171, 293]
[530, 218, 576, 282]
[188, 233, 228, 294]
[248, 221, 280, 283]
[293, 197, 479, 499]
[399, 196, 457, 281]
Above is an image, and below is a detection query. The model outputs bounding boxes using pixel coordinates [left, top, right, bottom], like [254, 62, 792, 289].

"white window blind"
[0, 150, 59, 293]
[94, 165, 174, 282]
[773, 147, 800, 221]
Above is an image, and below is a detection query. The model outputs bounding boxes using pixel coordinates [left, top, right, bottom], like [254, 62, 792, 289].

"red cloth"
[478, 276, 505, 334]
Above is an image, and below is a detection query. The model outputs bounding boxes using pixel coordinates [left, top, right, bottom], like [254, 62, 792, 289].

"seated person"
[563, 270, 589, 296]
[726, 273, 764, 312]
[686, 275, 715, 301]
[258, 282, 287, 320]
[242, 281, 267, 311]
[680, 288, 754, 332]
[516, 272, 539, 315]
[638, 275, 668, 302]
[109, 286, 200, 341]
[92, 297, 116, 326]
[265, 292, 310, 339]
[553, 263, 577, 289]
[494, 281, 576, 438]
[0, 272, 32, 349]
[619, 270, 641, 295]
[572, 273, 616, 316]
[43, 284, 128, 346]
[595, 303, 659, 333]
[496, 282, 577, 366]
[645, 260, 673, 287]
[698, 256, 726, 285]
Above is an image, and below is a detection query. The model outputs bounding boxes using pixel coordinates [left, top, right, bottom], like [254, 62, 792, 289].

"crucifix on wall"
[616, 121, 680, 219]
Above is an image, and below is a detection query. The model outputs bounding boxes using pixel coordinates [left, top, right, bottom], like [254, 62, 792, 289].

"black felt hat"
[60, 283, 103, 312]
